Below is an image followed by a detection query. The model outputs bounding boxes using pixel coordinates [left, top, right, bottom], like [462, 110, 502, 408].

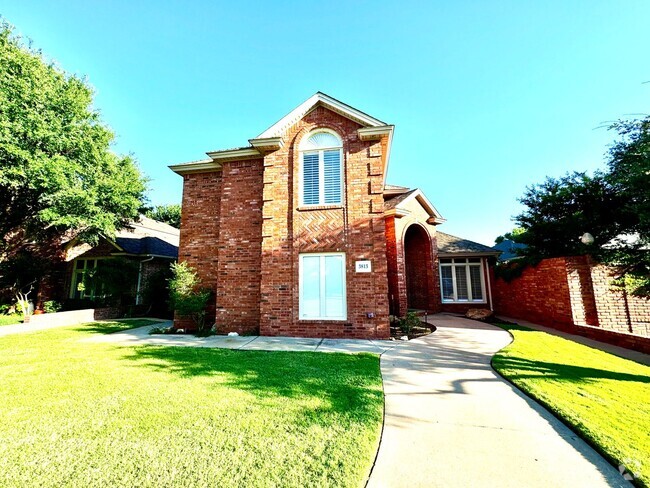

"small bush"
[399, 312, 422, 335]
[43, 300, 62, 313]
[168, 262, 211, 333]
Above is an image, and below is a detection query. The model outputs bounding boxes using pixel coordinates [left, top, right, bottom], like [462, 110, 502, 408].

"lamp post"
[580, 232, 595, 245]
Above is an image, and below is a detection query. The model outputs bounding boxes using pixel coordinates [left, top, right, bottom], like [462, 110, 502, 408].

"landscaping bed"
[492, 323, 650, 487]
[390, 311, 434, 340]
[0, 320, 383, 487]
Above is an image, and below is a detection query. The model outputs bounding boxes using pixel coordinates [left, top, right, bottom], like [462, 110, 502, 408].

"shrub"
[168, 262, 211, 333]
[42, 300, 62, 313]
[399, 312, 422, 336]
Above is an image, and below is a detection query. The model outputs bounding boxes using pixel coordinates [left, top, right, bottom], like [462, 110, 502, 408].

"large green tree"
[145, 204, 181, 229]
[0, 22, 147, 291]
[513, 116, 650, 295]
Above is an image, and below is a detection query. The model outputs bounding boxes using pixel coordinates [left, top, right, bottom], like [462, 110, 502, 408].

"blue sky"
[3, 1, 648, 245]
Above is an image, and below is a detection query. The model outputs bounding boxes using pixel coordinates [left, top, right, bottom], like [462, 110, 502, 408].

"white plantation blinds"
[440, 266, 454, 301]
[323, 150, 341, 204]
[302, 153, 320, 205]
[300, 131, 342, 206]
[455, 266, 469, 300]
[439, 258, 485, 302]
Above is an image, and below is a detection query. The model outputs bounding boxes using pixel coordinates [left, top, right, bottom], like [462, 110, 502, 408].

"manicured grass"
[0, 320, 383, 487]
[493, 324, 650, 487]
[0, 314, 22, 326]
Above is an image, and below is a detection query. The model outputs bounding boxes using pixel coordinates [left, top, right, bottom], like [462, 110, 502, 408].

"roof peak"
[256, 92, 388, 139]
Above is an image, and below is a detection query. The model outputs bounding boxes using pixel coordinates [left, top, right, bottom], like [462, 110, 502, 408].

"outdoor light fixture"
[580, 232, 595, 245]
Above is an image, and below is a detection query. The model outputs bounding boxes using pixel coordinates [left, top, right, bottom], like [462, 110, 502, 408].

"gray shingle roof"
[115, 236, 178, 259]
[113, 216, 179, 259]
[384, 189, 417, 210]
[437, 232, 500, 255]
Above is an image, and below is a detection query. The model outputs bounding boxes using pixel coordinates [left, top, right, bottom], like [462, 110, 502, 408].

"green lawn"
[0, 320, 383, 487]
[493, 324, 650, 487]
[0, 314, 22, 326]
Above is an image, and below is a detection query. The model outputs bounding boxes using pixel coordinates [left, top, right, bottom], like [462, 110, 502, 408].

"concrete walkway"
[367, 314, 629, 488]
[0, 317, 167, 338]
[84, 321, 396, 355]
[498, 315, 650, 366]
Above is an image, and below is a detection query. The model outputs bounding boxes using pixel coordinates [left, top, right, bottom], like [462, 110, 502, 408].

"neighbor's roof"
[492, 239, 527, 261]
[114, 216, 179, 259]
[437, 232, 500, 256]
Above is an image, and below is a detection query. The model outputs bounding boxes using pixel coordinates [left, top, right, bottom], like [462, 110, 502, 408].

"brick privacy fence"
[493, 256, 650, 354]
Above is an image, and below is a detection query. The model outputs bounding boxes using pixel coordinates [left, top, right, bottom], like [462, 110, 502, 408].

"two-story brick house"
[170, 93, 498, 339]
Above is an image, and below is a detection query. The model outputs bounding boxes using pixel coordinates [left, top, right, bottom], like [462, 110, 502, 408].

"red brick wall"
[590, 264, 650, 337]
[493, 257, 574, 328]
[177, 171, 223, 329]
[493, 256, 650, 352]
[385, 216, 402, 316]
[214, 159, 264, 334]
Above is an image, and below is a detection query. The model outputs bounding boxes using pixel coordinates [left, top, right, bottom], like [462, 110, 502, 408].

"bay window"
[440, 257, 485, 303]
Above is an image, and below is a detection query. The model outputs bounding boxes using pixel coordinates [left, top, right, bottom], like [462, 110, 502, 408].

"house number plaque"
[355, 260, 372, 273]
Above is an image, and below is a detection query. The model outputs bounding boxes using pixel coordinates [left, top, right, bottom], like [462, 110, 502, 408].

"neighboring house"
[170, 92, 499, 338]
[38, 216, 179, 313]
[493, 238, 527, 261]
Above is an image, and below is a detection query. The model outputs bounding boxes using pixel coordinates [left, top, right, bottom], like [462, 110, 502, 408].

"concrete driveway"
[367, 314, 629, 488]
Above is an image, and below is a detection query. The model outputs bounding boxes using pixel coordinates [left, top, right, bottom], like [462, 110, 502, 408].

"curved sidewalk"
[367, 314, 629, 488]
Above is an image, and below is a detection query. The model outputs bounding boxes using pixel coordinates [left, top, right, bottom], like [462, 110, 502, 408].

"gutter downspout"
[136, 256, 155, 305]
[486, 258, 494, 311]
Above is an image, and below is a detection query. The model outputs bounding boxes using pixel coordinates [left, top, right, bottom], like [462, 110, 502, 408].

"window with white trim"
[439, 258, 486, 303]
[70, 258, 99, 299]
[299, 253, 346, 320]
[299, 130, 343, 206]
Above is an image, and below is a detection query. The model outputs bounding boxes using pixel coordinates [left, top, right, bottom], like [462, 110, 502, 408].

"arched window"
[299, 130, 343, 206]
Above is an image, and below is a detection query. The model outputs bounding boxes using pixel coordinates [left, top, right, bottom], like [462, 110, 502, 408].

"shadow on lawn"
[121, 346, 383, 423]
[493, 355, 650, 384]
[73, 320, 156, 336]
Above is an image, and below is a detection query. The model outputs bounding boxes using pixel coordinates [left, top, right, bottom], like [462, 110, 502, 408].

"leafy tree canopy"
[145, 204, 181, 229]
[0, 22, 147, 290]
[512, 116, 650, 296]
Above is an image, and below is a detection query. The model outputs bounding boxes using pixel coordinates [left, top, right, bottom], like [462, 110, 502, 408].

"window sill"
[299, 318, 348, 322]
[297, 204, 343, 212]
[442, 301, 487, 305]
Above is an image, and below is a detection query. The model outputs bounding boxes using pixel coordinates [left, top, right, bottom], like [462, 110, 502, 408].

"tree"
[494, 227, 526, 245]
[168, 262, 210, 333]
[512, 116, 650, 296]
[0, 22, 147, 296]
[145, 204, 181, 229]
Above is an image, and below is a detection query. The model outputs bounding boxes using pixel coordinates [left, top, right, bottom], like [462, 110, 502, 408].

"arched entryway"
[404, 224, 435, 310]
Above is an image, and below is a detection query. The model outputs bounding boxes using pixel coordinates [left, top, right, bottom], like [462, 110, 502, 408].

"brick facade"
[174, 94, 497, 338]
[178, 106, 391, 338]
[493, 255, 650, 353]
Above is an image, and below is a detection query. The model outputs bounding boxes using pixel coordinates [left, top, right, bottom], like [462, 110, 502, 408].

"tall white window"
[299, 253, 346, 320]
[300, 130, 343, 206]
[439, 258, 486, 303]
